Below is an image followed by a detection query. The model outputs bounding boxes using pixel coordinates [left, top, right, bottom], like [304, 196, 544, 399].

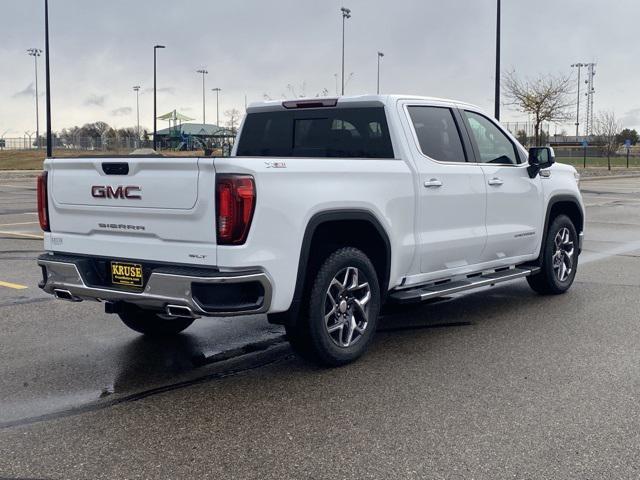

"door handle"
[488, 177, 504, 186]
[424, 178, 443, 188]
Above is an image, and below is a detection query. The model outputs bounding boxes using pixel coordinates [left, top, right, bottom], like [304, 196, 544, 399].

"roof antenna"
[44, 0, 52, 157]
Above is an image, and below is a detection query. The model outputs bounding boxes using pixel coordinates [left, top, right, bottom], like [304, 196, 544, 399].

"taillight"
[216, 175, 255, 245]
[37, 171, 50, 232]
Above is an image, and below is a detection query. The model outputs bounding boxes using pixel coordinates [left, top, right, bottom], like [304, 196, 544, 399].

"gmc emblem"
[91, 185, 141, 200]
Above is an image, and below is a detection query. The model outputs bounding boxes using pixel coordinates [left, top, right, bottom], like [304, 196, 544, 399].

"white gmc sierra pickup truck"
[37, 95, 584, 365]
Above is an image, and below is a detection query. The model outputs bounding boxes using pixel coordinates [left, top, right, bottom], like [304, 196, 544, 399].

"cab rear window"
[236, 107, 394, 158]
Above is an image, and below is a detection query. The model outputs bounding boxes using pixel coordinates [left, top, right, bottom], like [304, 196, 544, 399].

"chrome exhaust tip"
[165, 304, 198, 319]
[53, 289, 82, 302]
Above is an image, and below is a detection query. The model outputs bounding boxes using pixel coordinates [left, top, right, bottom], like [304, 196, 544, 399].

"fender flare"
[268, 209, 392, 326]
[536, 194, 584, 263]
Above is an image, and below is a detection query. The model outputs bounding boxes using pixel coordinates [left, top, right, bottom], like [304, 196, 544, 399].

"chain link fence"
[1, 131, 637, 168]
[0, 135, 236, 156]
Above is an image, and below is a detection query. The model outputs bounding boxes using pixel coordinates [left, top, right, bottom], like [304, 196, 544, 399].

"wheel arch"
[546, 195, 584, 236]
[268, 209, 392, 326]
[537, 195, 584, 263]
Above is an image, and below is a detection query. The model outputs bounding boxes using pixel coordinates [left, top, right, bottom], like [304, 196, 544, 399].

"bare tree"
[593, 110, 621, 171]
[515, 129, 528, 146]
[224, 108, 242, 135]
[503, 71, 573, 146]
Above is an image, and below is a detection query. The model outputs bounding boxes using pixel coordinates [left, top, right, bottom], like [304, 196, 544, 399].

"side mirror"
[527, 147, 555, 178]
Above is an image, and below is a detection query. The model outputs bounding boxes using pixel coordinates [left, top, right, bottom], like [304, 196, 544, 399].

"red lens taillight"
[37, 171, 50, 232]
[216, 175, 255, 245]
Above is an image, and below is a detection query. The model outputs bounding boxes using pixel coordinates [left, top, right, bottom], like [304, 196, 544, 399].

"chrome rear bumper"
[38, 255, 272, 318]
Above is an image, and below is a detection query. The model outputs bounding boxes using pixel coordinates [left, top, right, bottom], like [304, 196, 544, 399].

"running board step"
[389, 267, 540, 304]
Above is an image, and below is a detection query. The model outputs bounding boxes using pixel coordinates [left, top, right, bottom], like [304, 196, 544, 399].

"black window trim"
[404, 103, 475, 165]
[459, 109, 527, 167]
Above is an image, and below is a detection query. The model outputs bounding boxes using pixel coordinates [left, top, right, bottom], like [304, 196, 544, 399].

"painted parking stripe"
[0, 280, 28, 290]
[0, 221, 39, 227]
[0, 230, 44, 239]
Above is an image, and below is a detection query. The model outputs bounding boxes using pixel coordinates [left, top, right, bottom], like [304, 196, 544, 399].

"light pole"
[197, 69, 208, 124]
[133, 86, 141, 144]
[494, 0, 501, 120]
[153, 45, 165, 151]
[340, 7, 351, 96]
[44, 0, 52, 157]
[27, 48, 42, 149]
[571, 63, 585, 139]
[345, 72, 354, 90]
[377, 51, 384, 94]
[211, 87, 221, 126]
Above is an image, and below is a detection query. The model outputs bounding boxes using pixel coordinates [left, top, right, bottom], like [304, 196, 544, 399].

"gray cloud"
[84, 94, 107, 107]
[620, 108, 640, 126]
[144, 86, 175, 95]
[3, 0, 640, 132]
[13, 83, 35, 98]
[111, 106, 132, 116]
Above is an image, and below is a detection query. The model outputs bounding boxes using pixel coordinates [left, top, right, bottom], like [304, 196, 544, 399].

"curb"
[580, 174, 640, 182]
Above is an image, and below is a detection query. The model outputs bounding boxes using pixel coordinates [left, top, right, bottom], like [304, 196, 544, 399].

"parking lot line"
[0, 221, 39, 227]
[0, 230, 44, 239]
[0, 280, 28, 290]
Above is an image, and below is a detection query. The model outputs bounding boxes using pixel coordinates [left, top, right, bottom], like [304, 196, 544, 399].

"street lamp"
[196, 69, 208, 125]
[211, 87, 221, 126]
[44, 0, 52, 157]
[133, 86, 141, 145]
[340, 7, 351, 96]
[153, 44, 165, 151]
[494, 0, 501, 120]
[571, 63, 585, 139]
[377, 51, 384, 95]
[27, 48, 42, 149]
[345, 72, 354, 90]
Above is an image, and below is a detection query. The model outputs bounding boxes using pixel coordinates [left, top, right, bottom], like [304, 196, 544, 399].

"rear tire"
[118, 304, 194, 336]
[527, 214, 578, 295]
[286, 247, 381, 367]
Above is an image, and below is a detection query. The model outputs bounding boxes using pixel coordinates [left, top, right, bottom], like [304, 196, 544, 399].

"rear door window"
[407, 106, 467, 163]
[236, 107, 394, 158]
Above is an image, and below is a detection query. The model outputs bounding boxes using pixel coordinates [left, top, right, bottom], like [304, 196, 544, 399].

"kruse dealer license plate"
[111, 261, 143, 288]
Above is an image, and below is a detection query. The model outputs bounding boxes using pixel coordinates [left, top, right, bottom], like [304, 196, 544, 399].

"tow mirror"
[527, 147, 555, 178]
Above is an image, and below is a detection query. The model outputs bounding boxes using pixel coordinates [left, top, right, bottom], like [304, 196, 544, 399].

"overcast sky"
[1, 0, 639, 136]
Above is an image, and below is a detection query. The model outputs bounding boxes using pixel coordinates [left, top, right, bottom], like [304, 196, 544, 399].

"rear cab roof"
[245, 94, 482, 113]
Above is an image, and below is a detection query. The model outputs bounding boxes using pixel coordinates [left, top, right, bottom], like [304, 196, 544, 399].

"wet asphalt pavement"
[1, 174, 640, 479]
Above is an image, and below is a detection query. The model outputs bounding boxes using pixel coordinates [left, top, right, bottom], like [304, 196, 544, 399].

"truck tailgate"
[44, 157, 217, 266]
[52, 157, 199, 209]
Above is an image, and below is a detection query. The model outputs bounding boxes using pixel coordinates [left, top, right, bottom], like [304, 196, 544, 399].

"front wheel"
[287, 247, 381, 366]
[527, 214, 578, 295]
[118, 304, 195, 336]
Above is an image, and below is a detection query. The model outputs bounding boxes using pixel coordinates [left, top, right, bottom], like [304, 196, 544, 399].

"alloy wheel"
[552, 227, 574, 282]
[324, 267, 371, 348]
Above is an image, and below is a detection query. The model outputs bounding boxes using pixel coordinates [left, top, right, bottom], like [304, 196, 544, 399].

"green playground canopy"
[157, 110, 195, 122]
